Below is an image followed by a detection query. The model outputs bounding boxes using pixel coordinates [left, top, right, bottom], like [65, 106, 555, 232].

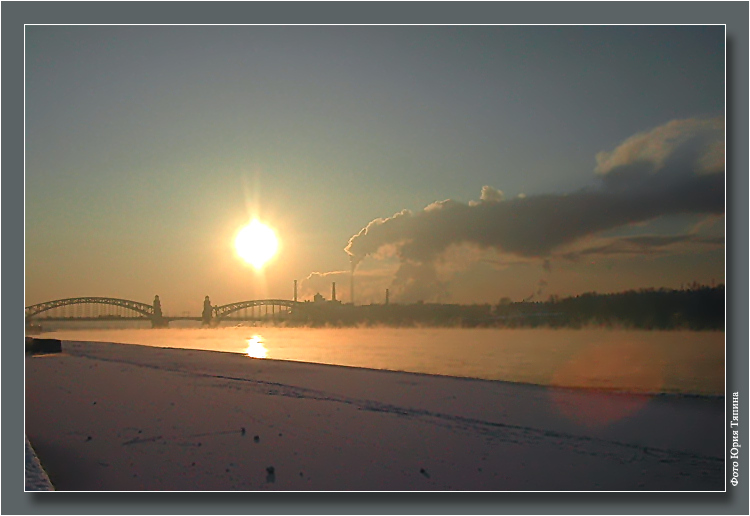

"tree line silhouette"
[493, 284, 724, 330]
[295, 284, 724, 330]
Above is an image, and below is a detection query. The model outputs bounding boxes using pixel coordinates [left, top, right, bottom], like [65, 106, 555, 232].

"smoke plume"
[346, 117, 723, 266]
[343, 118, 724, 302]
[301, 271, 350, 300]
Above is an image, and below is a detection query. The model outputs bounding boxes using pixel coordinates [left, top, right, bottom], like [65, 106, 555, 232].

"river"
[36, 326, 724, 395]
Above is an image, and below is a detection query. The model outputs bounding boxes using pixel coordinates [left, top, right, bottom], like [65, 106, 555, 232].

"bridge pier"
[151, 295, 169, 328]
[202, 296, 214, 326]
[151, 318, 169, 328]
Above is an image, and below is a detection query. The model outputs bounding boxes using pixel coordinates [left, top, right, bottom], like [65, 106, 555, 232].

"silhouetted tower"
[385, 289, 390, 306]
[350, 267, 355, 306]
[202, 296, 213, 326]
[152, 295, 167, 328]
[331, 282, 337, 302]
[294, 280, 298, 302]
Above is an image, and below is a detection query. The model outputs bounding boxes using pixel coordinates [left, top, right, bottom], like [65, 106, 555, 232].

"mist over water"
[41, 326, 724, 395]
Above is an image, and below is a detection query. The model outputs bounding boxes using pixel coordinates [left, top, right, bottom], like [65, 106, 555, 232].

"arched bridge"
[25, 296, 168, 328]
[25, 296, 317, 329]
[211, 299, 302, 322]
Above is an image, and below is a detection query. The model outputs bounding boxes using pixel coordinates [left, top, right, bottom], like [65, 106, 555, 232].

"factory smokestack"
[385, 289, 389, 305]
[293, 280, 298, 302]
[350, 263, 355, 306]
[332, 282, 337, 302]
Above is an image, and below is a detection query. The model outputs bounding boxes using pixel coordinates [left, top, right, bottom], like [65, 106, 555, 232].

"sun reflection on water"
[245, 335, 267, 359]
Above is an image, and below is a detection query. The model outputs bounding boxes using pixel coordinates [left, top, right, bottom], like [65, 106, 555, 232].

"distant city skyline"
[25, 25, 724, 314]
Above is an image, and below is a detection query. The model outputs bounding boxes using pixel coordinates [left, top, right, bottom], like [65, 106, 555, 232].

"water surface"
[39, 326, 724, 395]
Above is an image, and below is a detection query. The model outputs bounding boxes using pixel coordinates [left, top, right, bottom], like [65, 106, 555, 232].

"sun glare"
[245, 335, 268, 359]
[235, 220, 279, 269]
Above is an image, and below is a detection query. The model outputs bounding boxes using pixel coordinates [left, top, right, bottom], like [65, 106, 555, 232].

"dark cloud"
[346, 117, 724, 265]
[346, 173, 723, 265]
[344, 117, 724, 302]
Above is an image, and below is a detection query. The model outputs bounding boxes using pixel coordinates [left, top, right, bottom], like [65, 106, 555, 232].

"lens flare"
[548, 341, 664, 428]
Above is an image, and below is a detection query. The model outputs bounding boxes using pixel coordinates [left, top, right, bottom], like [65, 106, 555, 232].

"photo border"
[4, 1, 747, 514]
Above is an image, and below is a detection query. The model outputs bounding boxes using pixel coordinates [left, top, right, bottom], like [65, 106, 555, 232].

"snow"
[24, 340, 723, 491]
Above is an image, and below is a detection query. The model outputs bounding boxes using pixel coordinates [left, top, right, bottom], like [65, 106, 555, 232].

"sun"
[234, 220, 279, 270]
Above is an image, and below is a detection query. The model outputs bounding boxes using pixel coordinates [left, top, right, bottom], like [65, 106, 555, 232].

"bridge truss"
[25, 297, 316, 327]
[25, 297, 155, 321]
[212, 299, 302, 321]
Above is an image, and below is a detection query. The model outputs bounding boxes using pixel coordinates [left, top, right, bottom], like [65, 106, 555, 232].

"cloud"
[469, 185, 504, 206]
[559, 234, 724, 260]
[391, 261, 450, 303]
[346, 174, 723, 264]
[346, 117, 723, 264]
[594, 117, 724, 176]
[343, 117, 724, 302]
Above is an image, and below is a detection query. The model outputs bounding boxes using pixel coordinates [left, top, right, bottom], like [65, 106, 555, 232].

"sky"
[25, 25, 725, 315]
